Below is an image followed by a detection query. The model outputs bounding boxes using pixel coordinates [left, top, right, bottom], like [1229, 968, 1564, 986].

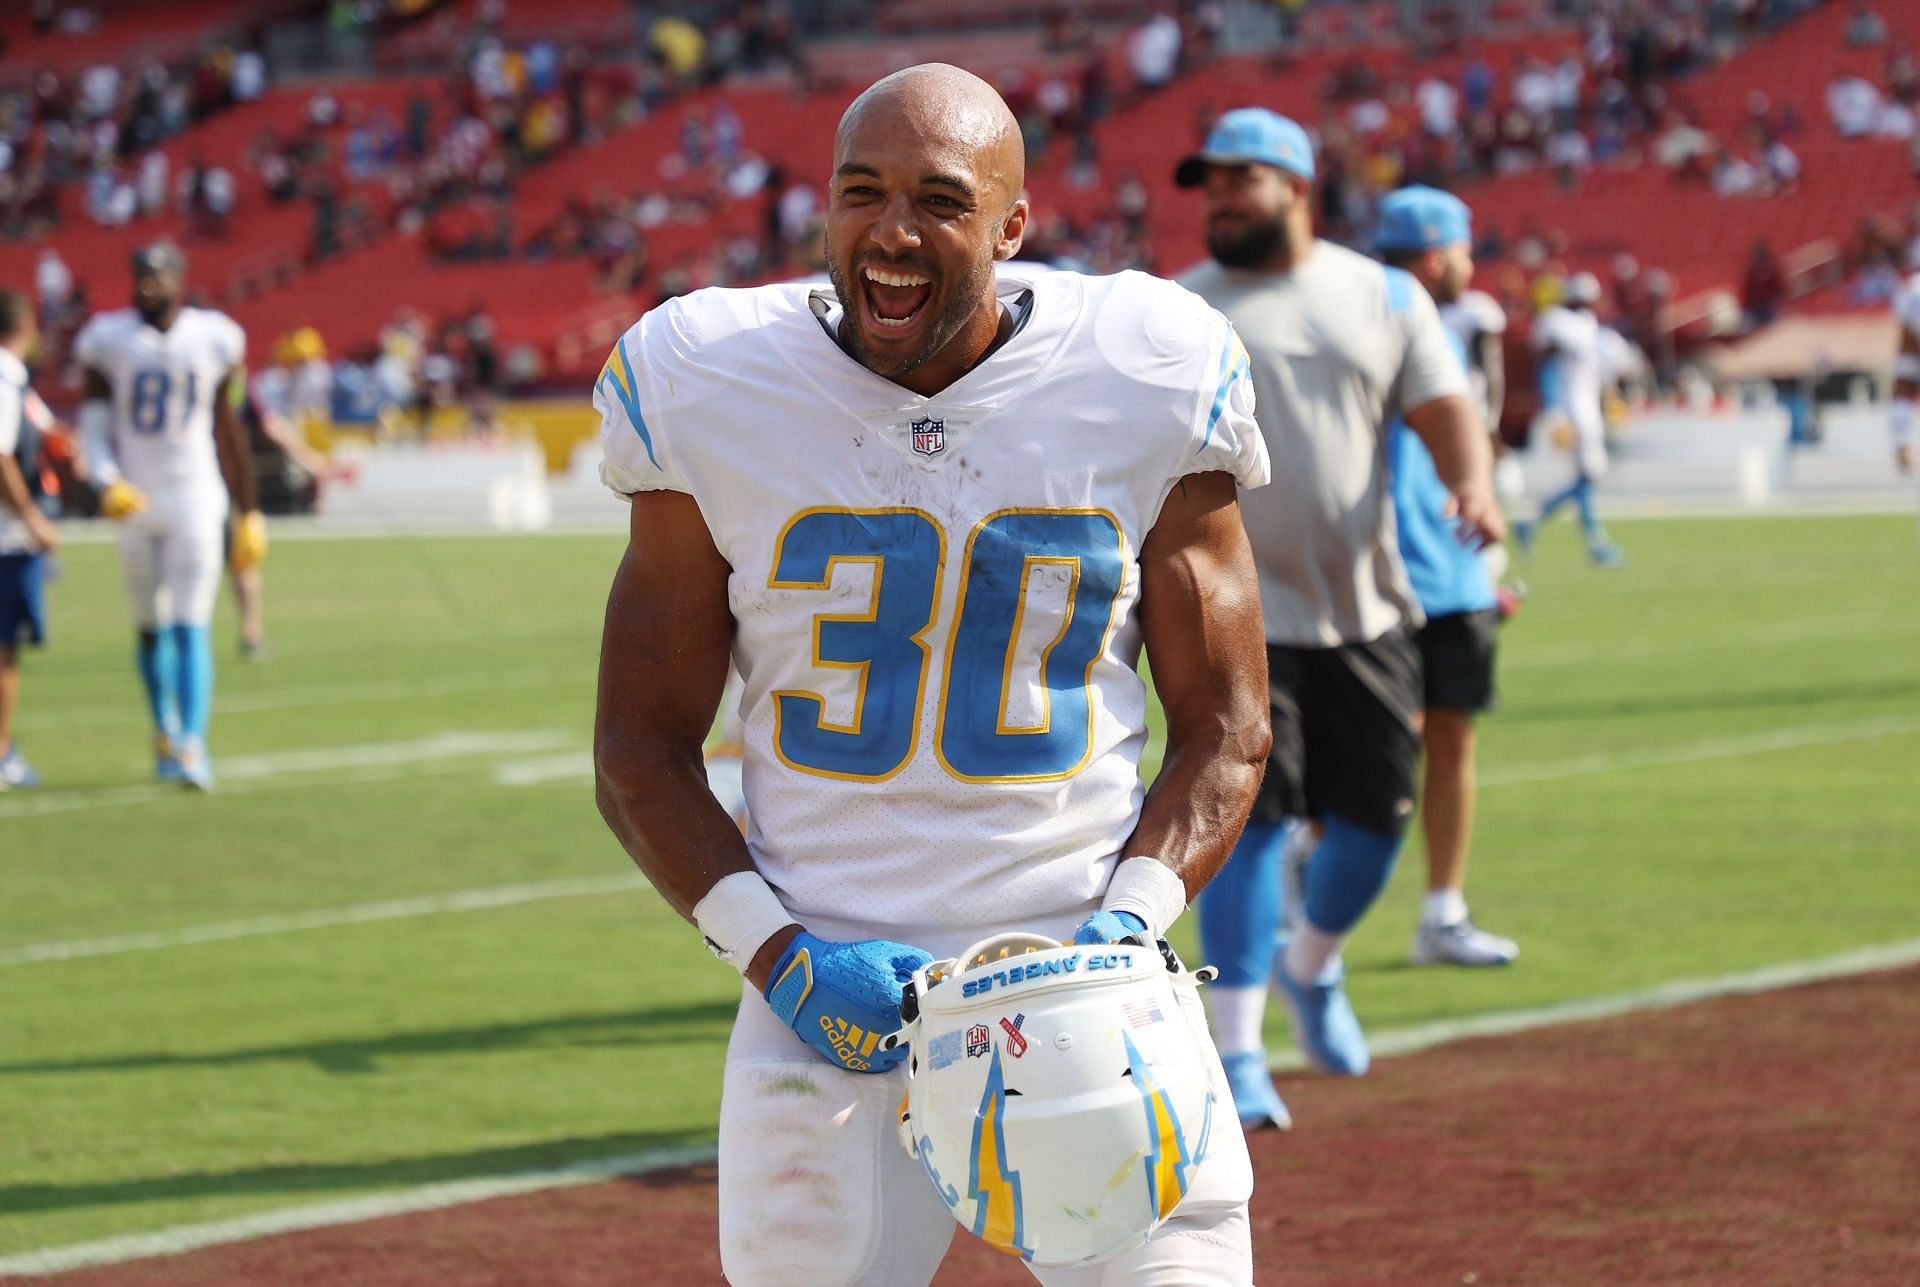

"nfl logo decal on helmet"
[910, 415, 947, 457]
[895, 931, 1218, 1267]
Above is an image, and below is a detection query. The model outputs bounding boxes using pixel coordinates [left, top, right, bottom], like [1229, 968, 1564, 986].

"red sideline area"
[28, 966, 1920, 1285]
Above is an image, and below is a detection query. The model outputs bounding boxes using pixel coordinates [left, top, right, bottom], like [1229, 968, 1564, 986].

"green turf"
[2, 516, 1917, 1254]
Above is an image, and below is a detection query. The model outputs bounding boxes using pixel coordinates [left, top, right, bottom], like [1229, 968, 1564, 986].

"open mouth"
[860, 264, 934, 336]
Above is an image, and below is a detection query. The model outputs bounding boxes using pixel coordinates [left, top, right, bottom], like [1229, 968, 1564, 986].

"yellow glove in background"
[98, 480, 149, 520]
[230, 510, 268, 572]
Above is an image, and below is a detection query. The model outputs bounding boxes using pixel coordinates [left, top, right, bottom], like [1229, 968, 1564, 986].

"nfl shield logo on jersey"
[910, 416, 946, 458]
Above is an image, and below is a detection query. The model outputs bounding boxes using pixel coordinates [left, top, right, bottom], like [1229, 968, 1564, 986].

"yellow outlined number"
[768, 507, 1127, 782]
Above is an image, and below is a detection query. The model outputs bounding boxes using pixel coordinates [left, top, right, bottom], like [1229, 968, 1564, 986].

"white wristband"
[1101, 855, 1188, 942]
[692, 871, 800, 974]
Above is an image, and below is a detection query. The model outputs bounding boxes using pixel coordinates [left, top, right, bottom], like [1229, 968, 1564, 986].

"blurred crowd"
[5, 0, 1916, 407]
[1254, 0, 1847, 257]
[0, 37, 267, 240]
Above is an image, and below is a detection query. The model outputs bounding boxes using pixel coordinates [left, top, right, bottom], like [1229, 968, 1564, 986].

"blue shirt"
[1391, 327, 1495, 618]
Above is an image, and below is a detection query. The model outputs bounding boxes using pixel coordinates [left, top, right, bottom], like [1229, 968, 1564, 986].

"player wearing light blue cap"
[1375, 185, 1520, 970]
[1176, 114, 1505, 1132]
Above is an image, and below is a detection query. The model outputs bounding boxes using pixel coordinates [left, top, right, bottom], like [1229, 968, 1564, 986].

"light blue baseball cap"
[1174, 108, 1316, 187]
[1373, 185, 1472, 253]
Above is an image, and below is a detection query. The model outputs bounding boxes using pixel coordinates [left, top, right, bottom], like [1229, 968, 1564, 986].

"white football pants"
[115, 493, 227, 630]
[715, 909, 1254, 1287]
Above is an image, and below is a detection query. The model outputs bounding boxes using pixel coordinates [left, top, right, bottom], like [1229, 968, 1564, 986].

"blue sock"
[1536, 478, 1582, 525]
[1573, 477, 1608, 548]
[1197, 818, 1288, 987]
[170, 624, 215, 742]
[1302, 813, 1406, 935]
[136, 630, 178, 736]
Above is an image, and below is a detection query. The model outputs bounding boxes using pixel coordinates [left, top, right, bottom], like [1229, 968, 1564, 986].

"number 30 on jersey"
[768, 507, 1127, 784]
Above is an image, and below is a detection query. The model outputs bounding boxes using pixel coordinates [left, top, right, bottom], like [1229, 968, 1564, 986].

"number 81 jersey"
[74, 306, 245, 500]
[597, 269, 1266, 929]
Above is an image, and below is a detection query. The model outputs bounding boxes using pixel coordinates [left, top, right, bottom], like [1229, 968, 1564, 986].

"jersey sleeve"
[594, 306, 690, 497]
[1530, 308, 1566, 353]
[72, 316, 108, 370]
[1468, 291, 1508, 336]
[1187, 319, 1269, 490]
[217, 314, 247, 371]
[1391, 271, 1470, 415]
[1896, 281, 1920, 339]
[0, 379, 20, 456]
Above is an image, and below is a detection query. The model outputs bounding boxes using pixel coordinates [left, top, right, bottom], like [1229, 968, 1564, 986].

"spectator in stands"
[1741, 240, 1785, 328]
[1828, 74, 1882, 137]
[1127, 8, 1182, 95]
[33, 251, 70, 327]
[1846, 4, 1889, 47]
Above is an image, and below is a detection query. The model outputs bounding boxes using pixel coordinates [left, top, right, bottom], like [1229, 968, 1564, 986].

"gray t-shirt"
[1181, 240, 1468, 646]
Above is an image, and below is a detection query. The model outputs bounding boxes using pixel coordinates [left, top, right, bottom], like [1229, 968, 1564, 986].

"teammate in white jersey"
[1515, 272, 1625, 567]
[594, 65, 1271, 1285]
[75, 243, 264, 788]
[1891, 269, 1920, 475]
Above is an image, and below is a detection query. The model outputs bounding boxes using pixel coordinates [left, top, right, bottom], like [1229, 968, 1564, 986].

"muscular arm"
[1123, 471, 1272, 901]
[258, 406, 332, 478]
[79, 367, 116, 484]
[1405, 392, 1505, 546]
[212, 367, 258, 512]
[594, 491, 797, 985]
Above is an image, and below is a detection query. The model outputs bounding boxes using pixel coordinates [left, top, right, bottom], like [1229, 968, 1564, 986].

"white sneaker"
[1412, 916, 1519, 967]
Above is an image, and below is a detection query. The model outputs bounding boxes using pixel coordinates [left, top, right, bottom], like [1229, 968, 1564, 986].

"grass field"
[3, 514, 1918, 1259]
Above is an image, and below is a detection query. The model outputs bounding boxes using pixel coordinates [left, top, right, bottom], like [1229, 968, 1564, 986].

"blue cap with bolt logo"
[1373, 186, 1472, 253]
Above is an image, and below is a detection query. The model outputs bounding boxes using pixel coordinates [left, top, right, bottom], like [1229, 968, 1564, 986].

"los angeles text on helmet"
[960, 950, 1138, 998]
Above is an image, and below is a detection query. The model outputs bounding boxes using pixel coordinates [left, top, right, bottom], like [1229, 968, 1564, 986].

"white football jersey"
[1441, 289, 1508, 442]
[75, 306, 245, 499]
[597, 270, 1266, 930]
[1895, 271, 1920, 344]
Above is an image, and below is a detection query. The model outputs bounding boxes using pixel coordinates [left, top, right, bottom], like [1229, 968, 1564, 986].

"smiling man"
[593, 65, 1272, 1285]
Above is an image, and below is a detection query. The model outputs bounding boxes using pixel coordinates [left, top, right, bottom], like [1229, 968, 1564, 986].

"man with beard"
[74, 242, 263, 790]
[1176, 112, 1504, 1130]
[593, 65, 1271, 1284]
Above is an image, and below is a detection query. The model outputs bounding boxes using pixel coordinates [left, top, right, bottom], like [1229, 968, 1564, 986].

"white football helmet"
[893, 930, 1220, 1268]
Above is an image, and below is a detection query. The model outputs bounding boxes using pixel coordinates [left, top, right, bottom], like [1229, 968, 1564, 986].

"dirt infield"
[32, 966, 1920, 1285]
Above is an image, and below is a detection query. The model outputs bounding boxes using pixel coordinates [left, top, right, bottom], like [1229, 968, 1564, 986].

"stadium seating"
[0, 0, 253, 75]
[10, 0, 1920, 386]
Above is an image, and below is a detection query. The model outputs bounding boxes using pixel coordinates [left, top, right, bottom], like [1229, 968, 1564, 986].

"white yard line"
[1479, 713, 1920, 788]
[1272, 936, 1920, 1070]
[0, 730, 581, 820]
[1501, 615, 1908, 671]
[0, 1144, 721, 1277]
[0, 874, 648, 968]
[494, 751, 595, 787]
[4, 939, 1917, 1277]
[16, 669, 571, 732]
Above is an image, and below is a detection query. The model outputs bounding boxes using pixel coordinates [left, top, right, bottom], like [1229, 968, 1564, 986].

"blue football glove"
[763, 931, 932, 1073]
[1072, 909, 1148, 945]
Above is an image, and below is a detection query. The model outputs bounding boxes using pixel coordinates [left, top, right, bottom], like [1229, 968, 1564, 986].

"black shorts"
[0, 552, 46, 647]
[1416, 609, 1499, 713]
[1252, 627, 1422, 834]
